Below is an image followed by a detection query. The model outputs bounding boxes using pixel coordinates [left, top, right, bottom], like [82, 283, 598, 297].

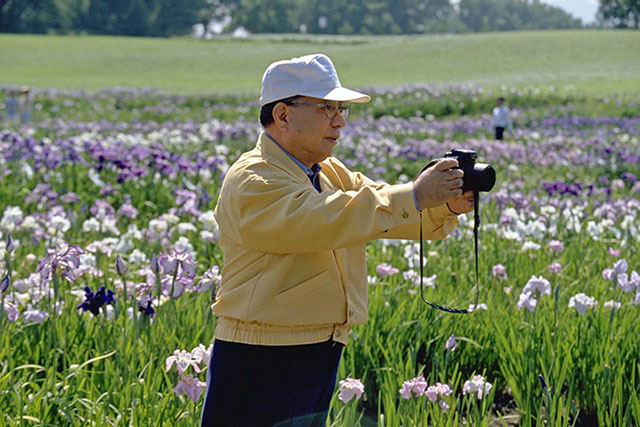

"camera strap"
[418, 191, 480, 314]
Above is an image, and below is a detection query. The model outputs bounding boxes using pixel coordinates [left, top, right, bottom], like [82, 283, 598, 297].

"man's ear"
[272, 103, 290, 130]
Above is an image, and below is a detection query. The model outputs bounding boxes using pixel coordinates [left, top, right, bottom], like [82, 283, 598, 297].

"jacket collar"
[258, 131, 314, 185]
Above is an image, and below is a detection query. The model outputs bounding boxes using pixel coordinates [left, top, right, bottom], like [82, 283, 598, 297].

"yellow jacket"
[213, 132, 458, 345]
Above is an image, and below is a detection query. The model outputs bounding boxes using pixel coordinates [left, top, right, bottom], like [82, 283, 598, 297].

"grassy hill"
[1, 30, 639, 96]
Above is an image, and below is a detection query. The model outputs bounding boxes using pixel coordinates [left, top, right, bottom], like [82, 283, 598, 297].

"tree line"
[0, 0, 637, 37]
[0, 0, 206, 36]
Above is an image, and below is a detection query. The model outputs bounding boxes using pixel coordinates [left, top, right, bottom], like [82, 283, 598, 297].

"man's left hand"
[447, 191, 474, 215]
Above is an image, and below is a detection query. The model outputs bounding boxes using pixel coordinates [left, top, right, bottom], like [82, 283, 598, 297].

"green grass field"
[1, 30, 639, 96]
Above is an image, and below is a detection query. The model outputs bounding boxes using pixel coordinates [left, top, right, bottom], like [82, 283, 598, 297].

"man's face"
[285, 96, 348, 167]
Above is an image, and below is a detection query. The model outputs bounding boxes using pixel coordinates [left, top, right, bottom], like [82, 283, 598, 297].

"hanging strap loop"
[418, 190, 480, 314]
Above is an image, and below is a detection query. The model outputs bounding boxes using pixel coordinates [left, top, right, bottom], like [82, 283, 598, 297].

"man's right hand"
[413, 158, 464, 210]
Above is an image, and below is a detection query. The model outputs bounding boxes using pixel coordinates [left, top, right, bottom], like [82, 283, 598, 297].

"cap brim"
[299, 87, 370, 103]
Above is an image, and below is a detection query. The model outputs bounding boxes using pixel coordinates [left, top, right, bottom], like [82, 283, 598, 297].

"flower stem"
[52, 273, 60, 315]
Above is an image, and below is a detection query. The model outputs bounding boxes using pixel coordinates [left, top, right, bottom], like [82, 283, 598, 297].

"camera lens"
[465, 163, 496, 192]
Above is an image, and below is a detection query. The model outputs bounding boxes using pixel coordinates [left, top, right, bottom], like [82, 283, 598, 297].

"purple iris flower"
[60, 192, 80, 204]
[90, 199, 115, 217]
[150, 253, 160, 274]
[117, 203, 138, 219]
[25, 184, 59, 208]
[77, 286, 116, 316]
[542, 180, 583, 197]
[115, 255, 127, 276]
[621, 172, 637, 184]
[99, 184, 116, 196]
[37, 244, 84, 286]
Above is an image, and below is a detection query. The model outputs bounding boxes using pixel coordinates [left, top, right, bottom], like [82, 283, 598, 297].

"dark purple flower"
[77, 285, 116, 316]
[6, 233, 14, 254]
[138, 299, 155, 317]
[150, 253, 159, 274]
[1, 273, 9, 293]
[538, 375, 548, 390]
[541, 180, 583, 197]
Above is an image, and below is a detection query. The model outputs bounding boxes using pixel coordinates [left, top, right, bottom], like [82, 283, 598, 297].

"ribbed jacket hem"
[214, 317, 349, 346]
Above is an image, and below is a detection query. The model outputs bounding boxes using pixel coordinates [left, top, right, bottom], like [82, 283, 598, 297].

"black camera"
[444, 149, 495, 193]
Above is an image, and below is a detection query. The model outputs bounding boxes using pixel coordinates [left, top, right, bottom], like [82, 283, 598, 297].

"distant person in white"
[492, 97, 512, 140]
[18, 86, 33, 124]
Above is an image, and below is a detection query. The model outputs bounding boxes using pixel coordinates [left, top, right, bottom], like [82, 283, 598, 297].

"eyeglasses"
[288, 101, 350, 119]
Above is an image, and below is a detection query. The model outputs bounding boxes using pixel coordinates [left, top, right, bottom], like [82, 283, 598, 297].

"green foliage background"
[1, 30, 639, 96]
[0, 0, 586, 37]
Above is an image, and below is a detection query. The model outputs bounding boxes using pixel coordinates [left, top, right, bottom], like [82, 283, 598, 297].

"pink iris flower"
[376, 263, 399, 278]
[492, 264, 507, 280]
[173, 373, 207, 402]
[399, 375, 428, 399]
[609, 247, 621, 257]
[338, 378, 364, 403]
[548, 240, 564, 252]
[549, 262, 562, 273]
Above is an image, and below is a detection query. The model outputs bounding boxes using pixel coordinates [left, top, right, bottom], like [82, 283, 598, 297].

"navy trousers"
[495, 126, 505, 140]
[200, 339, 344, 427]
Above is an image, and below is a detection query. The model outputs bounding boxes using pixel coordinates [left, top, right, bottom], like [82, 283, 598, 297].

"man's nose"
[331, 111, 346, 128]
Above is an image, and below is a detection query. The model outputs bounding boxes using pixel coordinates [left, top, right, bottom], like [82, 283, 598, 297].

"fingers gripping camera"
[420, 149, 496, 194]
[444, 149, 496, 193]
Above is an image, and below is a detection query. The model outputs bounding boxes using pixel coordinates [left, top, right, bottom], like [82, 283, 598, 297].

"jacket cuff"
[387, 182, 421, 226]
[430, 203, 458, 223]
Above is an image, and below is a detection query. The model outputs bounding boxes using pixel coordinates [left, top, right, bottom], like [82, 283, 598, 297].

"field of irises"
[1, 86, 639, 426]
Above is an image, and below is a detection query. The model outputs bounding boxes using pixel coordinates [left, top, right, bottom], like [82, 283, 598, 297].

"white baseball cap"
[259, 54, 371, 106]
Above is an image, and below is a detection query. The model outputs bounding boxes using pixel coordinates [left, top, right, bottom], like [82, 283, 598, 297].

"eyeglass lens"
[327, 103, 349, 119]
[289, 101, 350, 119]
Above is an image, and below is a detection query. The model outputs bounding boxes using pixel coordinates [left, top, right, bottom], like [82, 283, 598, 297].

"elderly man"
[201, 53, 473, 426]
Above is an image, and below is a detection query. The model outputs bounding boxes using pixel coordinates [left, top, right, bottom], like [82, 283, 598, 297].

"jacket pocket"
[274, 270, 331, 306]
